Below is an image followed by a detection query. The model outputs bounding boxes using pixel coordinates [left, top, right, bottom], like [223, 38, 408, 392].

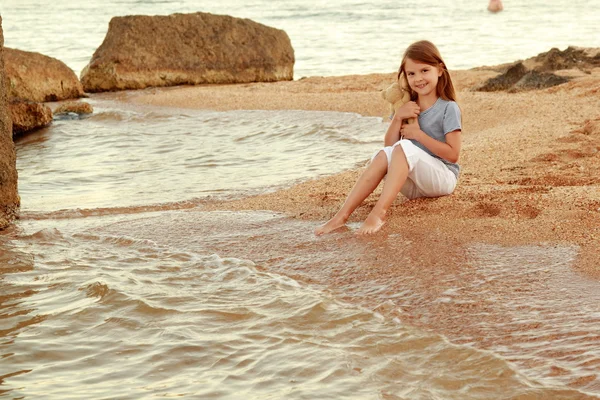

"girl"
[315, 40, 462, 235]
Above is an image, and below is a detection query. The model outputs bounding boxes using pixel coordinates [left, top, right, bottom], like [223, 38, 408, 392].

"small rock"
[510, 70, 570, 92]
[475, 62, 527, 91]
[474, 46, 600, 92]
[531, 46, 600, 72]
[54, 101, 93, 115]
[9, 100, 53, 136]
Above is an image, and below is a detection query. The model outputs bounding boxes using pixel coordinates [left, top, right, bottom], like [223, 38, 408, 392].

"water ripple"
[4, 221, 593, 399]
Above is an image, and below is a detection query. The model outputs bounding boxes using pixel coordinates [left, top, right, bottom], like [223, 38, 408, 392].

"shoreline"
[121, 64, 600, 277]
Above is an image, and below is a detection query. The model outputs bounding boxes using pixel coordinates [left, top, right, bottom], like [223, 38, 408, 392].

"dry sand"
[130, 64, 600, 277]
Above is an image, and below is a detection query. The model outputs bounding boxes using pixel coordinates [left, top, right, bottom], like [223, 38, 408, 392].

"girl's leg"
[315, 150, 389, 235]
[357, 145, 409, 235]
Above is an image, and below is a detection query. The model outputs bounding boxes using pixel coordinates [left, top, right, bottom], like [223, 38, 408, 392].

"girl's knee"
[392, 144, 405, 156]
[391, 145, 409, 166]
[368, 150, 389, 172]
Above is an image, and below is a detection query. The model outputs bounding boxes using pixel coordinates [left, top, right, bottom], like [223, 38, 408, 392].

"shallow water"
[16, 99, 382, 213]
[98, 210, 600, 394]
[2, 210, 599, 399]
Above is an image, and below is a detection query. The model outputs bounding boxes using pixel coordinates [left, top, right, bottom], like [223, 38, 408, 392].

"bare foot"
[314, 215, 347, 236]
[356, 212, 386, 235]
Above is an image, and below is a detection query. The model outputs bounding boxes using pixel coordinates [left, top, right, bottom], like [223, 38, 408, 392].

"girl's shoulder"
[441, 99, 461, 114]
[432, 98, 459, 111]
[439, 99, 462, 122]
[438, 98, 459, 107]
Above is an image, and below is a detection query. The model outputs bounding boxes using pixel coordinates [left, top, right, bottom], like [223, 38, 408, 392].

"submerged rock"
[5, 48, 84, 102]
[0, 17, 20, 229]
[81, 12, 295, 93]
[9, 100, 53, 136]
[54, 101, 94, 116]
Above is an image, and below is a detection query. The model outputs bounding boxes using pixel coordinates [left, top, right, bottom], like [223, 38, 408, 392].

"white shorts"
[371, 139, 457, 200]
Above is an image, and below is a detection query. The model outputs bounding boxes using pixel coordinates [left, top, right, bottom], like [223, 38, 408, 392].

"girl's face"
[404, 58, 443, 98]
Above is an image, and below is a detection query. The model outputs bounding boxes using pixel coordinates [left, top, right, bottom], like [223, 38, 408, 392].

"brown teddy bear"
[381, 72, 415, 124]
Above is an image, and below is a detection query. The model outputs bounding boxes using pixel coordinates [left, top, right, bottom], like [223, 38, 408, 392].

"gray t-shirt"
[411, 97, 461, 178]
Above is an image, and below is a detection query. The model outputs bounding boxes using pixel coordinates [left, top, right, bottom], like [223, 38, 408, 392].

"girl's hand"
[394, 101, 420, 121]
[400, 119, 424, 140]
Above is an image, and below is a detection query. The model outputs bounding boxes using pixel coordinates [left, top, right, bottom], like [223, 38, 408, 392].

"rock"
[9, 100, 53, 136]
[81, 12, 294, 92]
[475, 62, 528, 91]
[4, 48, 81, 134]
[476, 46, 600, 92]
[528, 46, 600, 73]
[510, 70, 570, 92]
[0, 17, 20, 229]
[5, 47, 84, 102]
[54, 101, 93, 115]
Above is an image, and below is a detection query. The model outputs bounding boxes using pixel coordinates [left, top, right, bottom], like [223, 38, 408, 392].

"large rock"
[81, 12, 295, 92]
[0, 17, 20, 229]
[5, 47, 84, 102]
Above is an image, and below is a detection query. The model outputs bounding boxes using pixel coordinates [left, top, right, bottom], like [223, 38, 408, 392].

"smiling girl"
[315, 40, 462, 235]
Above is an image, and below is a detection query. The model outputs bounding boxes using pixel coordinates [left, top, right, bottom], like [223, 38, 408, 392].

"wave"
[19, 199, 207, 220]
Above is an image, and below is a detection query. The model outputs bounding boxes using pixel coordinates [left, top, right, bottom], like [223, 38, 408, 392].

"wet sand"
[130, 64, 600, 278]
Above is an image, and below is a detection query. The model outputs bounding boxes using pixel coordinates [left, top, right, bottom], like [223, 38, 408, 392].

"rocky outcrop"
[81, 12, 294, 92]
[527, 46, 600, 72]
[476, 46, 600, 92]
[5, 47, 84, 102]
[10, 100, 53, 136]
[0, 17, 20, 229]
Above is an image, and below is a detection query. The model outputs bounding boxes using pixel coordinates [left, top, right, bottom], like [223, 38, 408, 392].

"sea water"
[1, 0, 599, 78]
[2, 1, 600, 398]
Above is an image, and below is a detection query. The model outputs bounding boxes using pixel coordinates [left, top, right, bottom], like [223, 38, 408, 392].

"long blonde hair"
[397, 40, 457, 102]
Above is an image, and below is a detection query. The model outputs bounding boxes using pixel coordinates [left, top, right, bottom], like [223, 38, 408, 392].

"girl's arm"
[419, 130, 461, 163]
[384, 101, 421, 146]
[383, 118, 402, 146]
[402, 124, 461, 163]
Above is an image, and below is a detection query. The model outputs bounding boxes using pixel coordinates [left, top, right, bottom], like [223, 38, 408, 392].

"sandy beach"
[129, 62, 600, 278]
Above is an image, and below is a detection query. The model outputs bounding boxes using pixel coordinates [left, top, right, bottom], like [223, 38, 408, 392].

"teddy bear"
[381, 73, 415, 124]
